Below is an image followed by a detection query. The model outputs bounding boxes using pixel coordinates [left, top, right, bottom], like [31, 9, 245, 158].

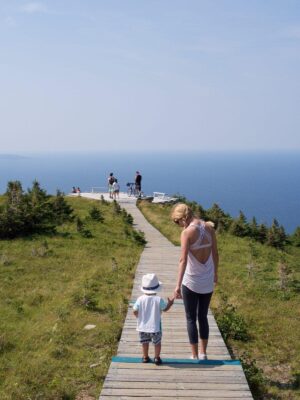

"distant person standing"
[112, 179, 120, 200]
[108, 172, 115, 199]
[135, 171, 142, 197]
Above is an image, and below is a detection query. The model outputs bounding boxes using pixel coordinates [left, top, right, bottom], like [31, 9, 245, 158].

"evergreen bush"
[214, 294, 250, 341]
[205, 203, 232, 230]
[0, 181, 74, 239]
[132, 230, 147, 245]
[89, 206, 104, 222]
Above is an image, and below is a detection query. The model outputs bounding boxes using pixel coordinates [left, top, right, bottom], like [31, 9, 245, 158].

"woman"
[171, 203, 219, 360]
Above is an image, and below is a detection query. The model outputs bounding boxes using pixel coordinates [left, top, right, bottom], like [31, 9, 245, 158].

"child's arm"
[163, 296, 175, 312]
[132, 298, 140, 317]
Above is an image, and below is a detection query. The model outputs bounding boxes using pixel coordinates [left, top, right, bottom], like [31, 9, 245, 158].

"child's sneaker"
[154, 356, 162, 365]
[142, 356, 150, 363]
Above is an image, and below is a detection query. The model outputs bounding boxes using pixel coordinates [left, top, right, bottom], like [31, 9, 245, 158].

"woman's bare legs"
[199, 339, 208, 355]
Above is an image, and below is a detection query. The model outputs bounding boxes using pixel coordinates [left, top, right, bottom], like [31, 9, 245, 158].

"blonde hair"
[171, 203, 193, 221]
[171, 203, 215, 228]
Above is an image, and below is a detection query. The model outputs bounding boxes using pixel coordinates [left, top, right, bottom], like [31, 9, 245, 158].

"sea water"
[0, 151, 299, 233]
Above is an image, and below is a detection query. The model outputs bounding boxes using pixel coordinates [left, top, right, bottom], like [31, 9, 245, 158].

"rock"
[83, 324, 96, 330]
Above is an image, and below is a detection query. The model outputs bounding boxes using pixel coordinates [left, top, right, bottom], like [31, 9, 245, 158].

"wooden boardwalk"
[81, 193, 253, 399]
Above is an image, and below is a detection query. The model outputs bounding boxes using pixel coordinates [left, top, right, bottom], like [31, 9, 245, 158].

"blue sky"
[1, 0, 300, 152]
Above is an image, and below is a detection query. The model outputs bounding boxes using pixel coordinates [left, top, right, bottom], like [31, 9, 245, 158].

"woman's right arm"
[174, 230, 189, 298]
[209, 226, 219, 284]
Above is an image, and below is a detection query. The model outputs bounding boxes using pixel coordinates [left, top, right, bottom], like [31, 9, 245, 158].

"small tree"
[122, 209, 133, 225]
[230, 211, 249, 237]
[76, 217, 84, 232]
[76, 217, 92, 238]
[206, 203, 232, 231]
[112, 200, 121, 215]
[257, 223, 268, 244]
[89, 206, 104, 222]
[0, 181, 73, 238]
[291, 227, 300, 247]
[6, 180, 23, 206]
[195, 204, 207, 220]
[267, 219, 285, 249]
[249, 217, 259, 241]
[52, 190, 74, 224]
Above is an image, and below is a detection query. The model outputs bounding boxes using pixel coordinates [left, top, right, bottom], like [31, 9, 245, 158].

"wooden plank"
[103, 381, 250, 391]
[106, 370, 247, 379]
[108, 363, 245, 371]
[100, 397, 252, 400]
[100, 388, 253, 397]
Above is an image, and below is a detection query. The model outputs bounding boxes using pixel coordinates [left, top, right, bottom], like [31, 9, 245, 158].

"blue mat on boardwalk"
[112, 356, 240, 365]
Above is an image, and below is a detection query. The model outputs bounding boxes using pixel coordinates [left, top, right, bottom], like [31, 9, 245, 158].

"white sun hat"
[141, 273, 162, 294]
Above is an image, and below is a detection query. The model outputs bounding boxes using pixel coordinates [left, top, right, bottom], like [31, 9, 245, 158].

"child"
[133, 273, 174, 365]
[112, 179, 120, 200]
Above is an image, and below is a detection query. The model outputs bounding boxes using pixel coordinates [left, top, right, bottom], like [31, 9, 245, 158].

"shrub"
[100, 195, 109, 205]
[240, 352, 266, 398]
[290, 226, 300, 247]
[0, 181, 74, 239]
[215, 294, 250, 341]
[132, 230, 147, 246]
[205, 203, 232, 230]
[76, 217, 93, 238]
[112, 200, 121, 215]
[230, 211, 250, 237]
[122, 209, 133, 225]
[89, 206, 104, 222]
[73, 290, 99, 311]
[51, 190, 74, 224]
[267, 219, 287, 249]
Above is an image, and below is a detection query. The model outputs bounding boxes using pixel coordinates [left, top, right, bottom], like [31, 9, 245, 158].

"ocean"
[1, 151, 299, 233]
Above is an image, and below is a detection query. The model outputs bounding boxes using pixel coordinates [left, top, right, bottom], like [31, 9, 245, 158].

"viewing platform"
[80, 193, 253, 399]
[71, 189, 177, 204]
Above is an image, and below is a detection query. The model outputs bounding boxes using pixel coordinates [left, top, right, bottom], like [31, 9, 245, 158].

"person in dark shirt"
[135, 171, 142, 197]
[108, 172, 115, 199]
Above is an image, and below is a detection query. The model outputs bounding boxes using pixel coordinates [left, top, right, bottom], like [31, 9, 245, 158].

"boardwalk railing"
[91, 186, 107, 193]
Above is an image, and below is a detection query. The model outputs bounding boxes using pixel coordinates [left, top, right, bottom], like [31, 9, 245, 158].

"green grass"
[137, 200, 300, 400]
[0, 197, 143, 400]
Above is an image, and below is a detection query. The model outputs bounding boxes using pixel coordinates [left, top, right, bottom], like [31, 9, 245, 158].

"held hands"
[167, 296, 175, 307]
[164, 296, 175, 312]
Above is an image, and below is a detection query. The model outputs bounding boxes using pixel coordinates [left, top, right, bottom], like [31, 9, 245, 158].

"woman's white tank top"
[182, 222, 215, 294]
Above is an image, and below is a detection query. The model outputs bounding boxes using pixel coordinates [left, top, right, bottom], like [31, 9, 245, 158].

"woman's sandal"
[154, 357, 162, 366]
[142, 356, 150, 363]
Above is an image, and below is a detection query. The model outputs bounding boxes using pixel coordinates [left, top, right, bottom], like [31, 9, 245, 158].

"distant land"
[0, 154, 28, 159]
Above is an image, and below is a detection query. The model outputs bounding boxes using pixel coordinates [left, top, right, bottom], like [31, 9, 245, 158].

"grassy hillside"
[137, 200, 300, 400]
[0, 196, 143, 400]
